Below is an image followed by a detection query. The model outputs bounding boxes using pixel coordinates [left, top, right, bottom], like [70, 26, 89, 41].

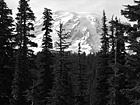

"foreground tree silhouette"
[11, 0, 37, 105]
[41, 9, 54, 103]
[121, 1, 140, 105]
[95, 11, 111, 105]
[75, 43, 88, 105]
[0, 0, 15, 104]
[32, 8, 54, 105]
[108, 17, 130, 105]
[48, 22, 74, 105]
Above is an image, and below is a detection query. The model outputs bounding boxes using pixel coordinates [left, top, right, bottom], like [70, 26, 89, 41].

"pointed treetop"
[103, 10, 105, 15]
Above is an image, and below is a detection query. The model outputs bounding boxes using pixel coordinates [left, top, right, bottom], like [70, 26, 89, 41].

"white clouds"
[5, 0, 134, 21]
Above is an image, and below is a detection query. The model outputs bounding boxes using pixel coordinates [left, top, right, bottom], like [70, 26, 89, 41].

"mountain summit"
[33, 11, 102, 54]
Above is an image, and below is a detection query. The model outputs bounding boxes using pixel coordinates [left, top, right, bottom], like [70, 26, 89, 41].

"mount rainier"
[33, 11, 102, 54]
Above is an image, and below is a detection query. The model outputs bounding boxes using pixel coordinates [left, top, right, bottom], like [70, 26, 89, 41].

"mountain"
[32, 11, 102, 54]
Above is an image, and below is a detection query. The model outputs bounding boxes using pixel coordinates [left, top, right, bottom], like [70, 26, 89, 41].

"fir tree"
[32, 8, 54, 105]
[100, 10, 109, 54]
[41, 8, 53, 97]
[0, 0, 15, 104]
[120, 1, 140, 105]
[75, 43, 88, 105]
[11, 0, 37, 105]
[108, 17, 130, 105]
[95, 10, 111, 105]
[48, 22, 74, 105]
[86, 53, 98, 105]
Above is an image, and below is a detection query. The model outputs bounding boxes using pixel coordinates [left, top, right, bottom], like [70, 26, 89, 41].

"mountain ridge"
[33, 11, 102, 54]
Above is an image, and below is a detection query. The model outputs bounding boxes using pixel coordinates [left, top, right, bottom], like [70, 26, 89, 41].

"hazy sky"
[5, 0, 134, 21]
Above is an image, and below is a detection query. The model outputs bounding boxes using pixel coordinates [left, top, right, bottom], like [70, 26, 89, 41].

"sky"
[5, 0, 134, 21]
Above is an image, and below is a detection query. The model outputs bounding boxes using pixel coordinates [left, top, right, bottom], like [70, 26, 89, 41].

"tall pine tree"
[0, 0, 15, 104]
[11, 0, 37, 105]
[75, 43, 88, 105]
[32, 8, 54, 105]
[41, 9, 53, 102]
[108, 17, 130, 105]
[95, 10, 111, 105]
[48, 22, 74, 105]
[121, 1, 140, 105]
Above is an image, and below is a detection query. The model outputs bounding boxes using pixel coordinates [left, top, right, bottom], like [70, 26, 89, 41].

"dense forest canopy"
[0, 0, 140, 105]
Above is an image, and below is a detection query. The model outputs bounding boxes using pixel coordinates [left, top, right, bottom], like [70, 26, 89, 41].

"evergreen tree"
[0, 0, 15, 104]
[100, 10, 109, 54]
[95, 10, 111, 105]
[108, 17, 130, 105]
[32, 8, 54, 105]
[75, 43, 88, 105]
[48, 22, 74, 105]
[41, 8, 53, 97]
[86, 53, 98, 105]
[11, 0, 37, 105]
[120, 1, 140, 105]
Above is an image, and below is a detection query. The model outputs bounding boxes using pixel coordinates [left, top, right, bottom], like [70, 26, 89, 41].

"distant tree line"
[0, 0, 140, 105]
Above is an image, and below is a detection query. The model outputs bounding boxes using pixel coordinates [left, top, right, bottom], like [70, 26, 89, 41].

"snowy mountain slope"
[33, 11, 102, 54]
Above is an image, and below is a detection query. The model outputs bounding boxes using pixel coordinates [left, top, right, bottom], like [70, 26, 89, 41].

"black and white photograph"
[0, 0, 140, 105]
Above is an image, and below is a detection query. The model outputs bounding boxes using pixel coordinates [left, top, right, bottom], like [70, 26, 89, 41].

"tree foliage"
[95, 11, 111, 105]
[11, 0, 37, 105]
[47, 22, 74, 105]
[121, 1, 140, 105]
[0, 0, 15, 104]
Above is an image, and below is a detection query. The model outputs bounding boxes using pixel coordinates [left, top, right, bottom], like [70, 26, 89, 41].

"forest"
[1, 0, 140, 105]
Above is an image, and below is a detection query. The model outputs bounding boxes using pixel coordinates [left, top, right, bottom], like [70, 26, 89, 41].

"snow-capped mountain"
[33, 11, 102, 54]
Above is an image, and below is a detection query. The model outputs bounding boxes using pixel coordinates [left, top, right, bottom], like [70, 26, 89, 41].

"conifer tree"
[41, 8, 53, 94]
[0, 0, 15, 104]
[11, 0, 37, 105]
[75, 43, 88, 105]
[48, 22, 74, 105]
[95, 10, 111, 105]
[108, 17, 129, 105]
[100, 10, 109, 54]
[86, 53, 98, 105]
[120, 1, 140, 105]
[33, 8, 54, 105]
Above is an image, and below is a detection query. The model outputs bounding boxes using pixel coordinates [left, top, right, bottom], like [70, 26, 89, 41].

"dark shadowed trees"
[120, 1, 140, 105]
[95, 11, 111, 105]
[48, 22, 74, 105]
[11, 0, 37, 105]
[0, 0, 15, 104]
